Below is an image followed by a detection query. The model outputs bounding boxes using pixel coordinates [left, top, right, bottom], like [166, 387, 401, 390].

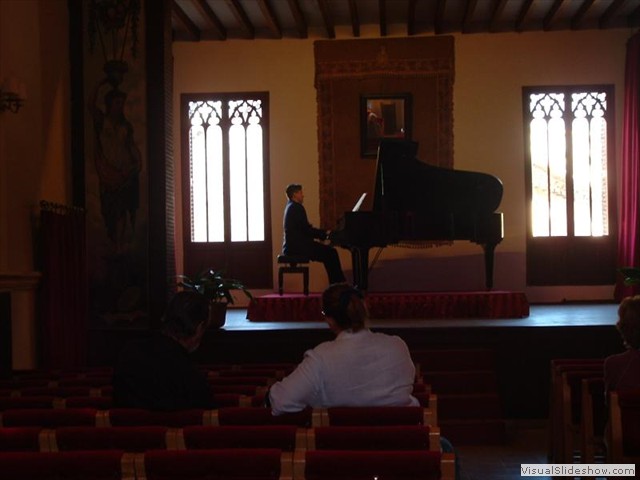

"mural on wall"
[85, 0, 148, 328]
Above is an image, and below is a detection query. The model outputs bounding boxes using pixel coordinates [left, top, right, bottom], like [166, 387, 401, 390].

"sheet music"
[352, 193, 367, 212]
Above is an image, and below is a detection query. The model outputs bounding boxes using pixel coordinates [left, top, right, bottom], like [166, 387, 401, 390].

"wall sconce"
[1, 77, 27, 114]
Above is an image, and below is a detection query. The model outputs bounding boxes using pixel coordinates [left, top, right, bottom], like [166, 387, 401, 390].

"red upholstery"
[0, 396, 55, 410]
[21, 387, 94, 397]
[57, 377, 112, 388]
[181, 425, 298, 451]
[215, 407, 312, 427]
[65, 396, 114, 409]
[312, 425, 433, 450]
[208, 376, 273, 386]
[106, 408, 206, 427]
[0, 379, 52, 389]
[303, 450, 443, 480]
[53, 426, 169, 452]
[212, 369, 284, 379]
[0, 450, 127, 479]
[140, 448, 282, 479]
[210, 384, 264, 395]
[325, 406, 427, 426]
[211, 393, 248, 407]
[1, 408, 98, 427]
[0, 427, 44, 451]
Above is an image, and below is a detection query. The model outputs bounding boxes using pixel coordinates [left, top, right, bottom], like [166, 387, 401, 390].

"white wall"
[173, 29, 634, 303]
[0, 0, 71, 368]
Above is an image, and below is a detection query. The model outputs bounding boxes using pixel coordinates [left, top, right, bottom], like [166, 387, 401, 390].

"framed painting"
[361, 93, 412, 157]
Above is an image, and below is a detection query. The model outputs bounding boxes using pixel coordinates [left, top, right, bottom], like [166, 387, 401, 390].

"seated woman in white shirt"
[268, 283, 418, 415]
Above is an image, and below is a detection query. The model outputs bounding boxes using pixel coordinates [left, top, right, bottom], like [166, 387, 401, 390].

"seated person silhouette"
[605, 294, 640, 395]
[113, 291, 215, 410]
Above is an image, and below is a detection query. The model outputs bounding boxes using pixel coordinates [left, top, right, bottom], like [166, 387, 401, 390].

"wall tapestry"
[314, 36, 455, 228]
[84, 0, 148, 328]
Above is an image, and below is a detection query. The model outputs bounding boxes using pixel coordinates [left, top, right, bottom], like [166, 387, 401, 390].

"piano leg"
[350, 246, 371, 291]
[482, 242, 497, 290]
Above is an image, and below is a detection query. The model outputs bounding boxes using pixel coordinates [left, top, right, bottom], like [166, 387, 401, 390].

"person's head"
[286, 184, 304, 203]
[161, 291, 210, 352]
[321, 283, 368, 334]
[617, 295, 640, 349]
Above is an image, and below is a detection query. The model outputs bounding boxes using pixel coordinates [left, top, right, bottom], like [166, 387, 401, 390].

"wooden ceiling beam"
[434, 0, 447, 34]
[379, 0, 387, 36]
[173, 1, 201, 42]
[489, 0, 509, 32]
[317, 0, 335, 38]
[225, 0, 255, 38]
[192, 0, 226, 40]
[462, 0, 478, 33]
[515, 0, 534, 32]
[407, 0, 417, 35]
[286, 0, 307, 38]
[543, 0, 565, 31]
[631, 4, 640, 27]
[348, 0, 360, 37]
[257, 0, 282, 38]
[599, 0, 625, 29]
[571, 0, 596, 30]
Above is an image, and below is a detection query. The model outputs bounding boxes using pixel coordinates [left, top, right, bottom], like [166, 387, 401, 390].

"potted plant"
[177, 269, 253, 328]
[619, 267, 640, 286]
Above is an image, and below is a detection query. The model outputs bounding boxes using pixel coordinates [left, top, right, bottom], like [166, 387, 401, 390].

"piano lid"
[372, 139, 503, 216]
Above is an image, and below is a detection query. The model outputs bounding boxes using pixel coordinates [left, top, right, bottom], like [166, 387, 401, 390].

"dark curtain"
[40, 201, 88, 368]
[615, 33, 640, 301]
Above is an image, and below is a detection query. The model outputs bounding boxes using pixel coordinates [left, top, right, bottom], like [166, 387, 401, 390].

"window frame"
[180, 92, 273, 288]
[522, 84, 618, 286]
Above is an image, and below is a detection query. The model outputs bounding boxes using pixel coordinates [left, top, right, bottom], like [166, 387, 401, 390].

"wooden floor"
[224, 303, 619, 330]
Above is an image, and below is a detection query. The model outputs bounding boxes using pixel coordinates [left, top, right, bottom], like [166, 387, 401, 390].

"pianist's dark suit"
[283, 199, 346, 284]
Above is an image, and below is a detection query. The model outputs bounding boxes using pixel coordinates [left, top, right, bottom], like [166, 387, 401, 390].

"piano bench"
[277, 255, 310, 296]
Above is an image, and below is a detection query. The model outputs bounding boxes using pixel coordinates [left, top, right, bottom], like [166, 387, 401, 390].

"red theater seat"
[180, 425, 299, 451]
[137, 448, 285, 480]
[104, 408, 208, 427]
[212, 406, 313, 427]
[295, 450, 454, 480]
[1, 408, 98, 427]
[52, 426, 170, 452]
[0, 427, 47, 451]
[0, 396, 56, 410]
[307, 425, 440, 452]
[0, 450, 133, 480]
[321, 406, 433, 426]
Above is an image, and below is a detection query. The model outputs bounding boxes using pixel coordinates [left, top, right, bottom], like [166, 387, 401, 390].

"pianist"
[282, 183, 346, 284]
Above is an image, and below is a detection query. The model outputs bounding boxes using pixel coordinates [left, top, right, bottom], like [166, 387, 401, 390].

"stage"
[204, 302, 621, 420]
[247, 291, 530, 322]
[89, 302, 621, 419]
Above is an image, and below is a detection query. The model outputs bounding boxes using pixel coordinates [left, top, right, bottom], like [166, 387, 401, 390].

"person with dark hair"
[112, 291, 215, 410]
[267, 283, 417, 414]
[282, 183, 346, 284]
[604, 295, 640, 394]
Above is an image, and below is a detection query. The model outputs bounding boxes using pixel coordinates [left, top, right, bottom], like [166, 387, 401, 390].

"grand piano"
[330, 139, 504, 291]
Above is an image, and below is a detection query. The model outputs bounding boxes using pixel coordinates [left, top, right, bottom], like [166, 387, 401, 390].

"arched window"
[181, 92, 272, 288]
[523, 86, 617, 285]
